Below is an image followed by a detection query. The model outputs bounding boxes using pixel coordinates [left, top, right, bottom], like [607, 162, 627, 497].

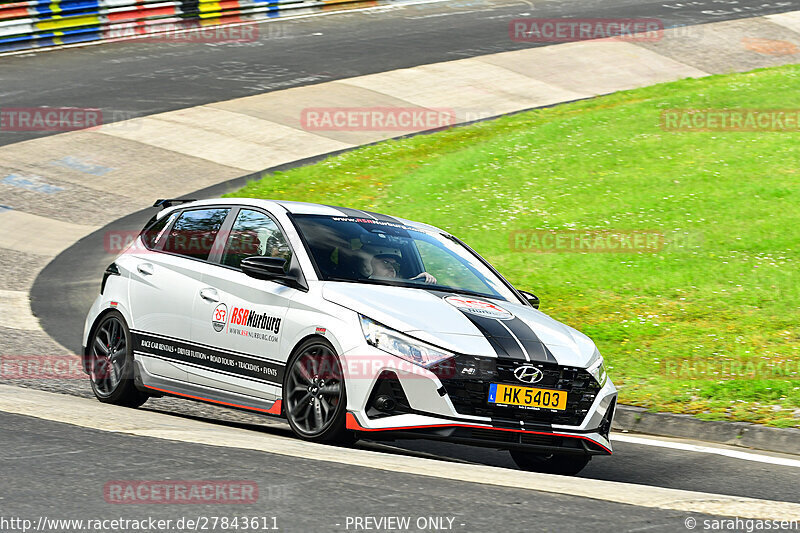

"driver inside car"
[369, 253, 437, 285]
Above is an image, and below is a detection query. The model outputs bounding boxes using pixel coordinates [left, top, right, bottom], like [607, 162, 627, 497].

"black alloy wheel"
[284, 339, 351, 443]
[89, 311, 148, 408]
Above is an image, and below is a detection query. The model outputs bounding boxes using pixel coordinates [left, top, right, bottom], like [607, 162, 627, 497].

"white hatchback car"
[83, 198, 617, 475]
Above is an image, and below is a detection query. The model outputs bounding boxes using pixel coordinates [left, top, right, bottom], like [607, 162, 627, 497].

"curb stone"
[613, 405, 800, 456]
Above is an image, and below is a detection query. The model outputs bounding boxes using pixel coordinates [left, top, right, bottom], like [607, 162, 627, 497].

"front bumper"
[340, 346, 617, 455]
[345, 412, 613, 455]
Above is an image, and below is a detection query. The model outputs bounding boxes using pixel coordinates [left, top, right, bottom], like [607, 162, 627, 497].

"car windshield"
[292, 214, 518, 301]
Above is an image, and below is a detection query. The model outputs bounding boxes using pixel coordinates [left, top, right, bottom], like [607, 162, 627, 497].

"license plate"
[488, 383, 568, 410]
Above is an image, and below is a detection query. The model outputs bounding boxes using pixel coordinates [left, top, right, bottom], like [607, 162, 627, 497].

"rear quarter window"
[140, 212, 178, 250]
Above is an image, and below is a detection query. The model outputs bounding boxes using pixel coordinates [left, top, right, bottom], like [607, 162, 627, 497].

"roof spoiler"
[152, 198, 197, 209]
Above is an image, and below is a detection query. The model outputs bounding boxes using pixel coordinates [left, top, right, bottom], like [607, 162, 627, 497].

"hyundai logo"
[513, 365, 544, 384]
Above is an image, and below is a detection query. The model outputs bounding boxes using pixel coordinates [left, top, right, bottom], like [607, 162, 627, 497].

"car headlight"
[359, 315, 453, 368]
[587, 347, 608, 387]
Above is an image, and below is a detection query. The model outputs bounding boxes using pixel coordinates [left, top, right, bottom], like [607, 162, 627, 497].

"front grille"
[430, 356, 601, 426]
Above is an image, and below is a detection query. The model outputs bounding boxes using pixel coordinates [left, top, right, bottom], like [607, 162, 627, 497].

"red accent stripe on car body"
[265, 399, 282, 415]
[344, 413, 611, 454]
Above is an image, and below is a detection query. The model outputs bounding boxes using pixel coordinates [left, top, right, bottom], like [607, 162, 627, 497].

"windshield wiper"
[324, 277, 502, 301]
[421, 284, 500, 300]
[325, 277, 407, 287]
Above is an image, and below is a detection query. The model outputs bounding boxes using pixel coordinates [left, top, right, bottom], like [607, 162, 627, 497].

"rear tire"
[509, 450, 590, 476]
[88, 311, 148, 408]
[283, 338, 352, 444]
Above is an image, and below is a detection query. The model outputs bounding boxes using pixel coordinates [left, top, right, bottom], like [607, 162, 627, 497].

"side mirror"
[241, 256, 288, 279]
[519, 290, 540, 309]
[241, 255, 308, 291]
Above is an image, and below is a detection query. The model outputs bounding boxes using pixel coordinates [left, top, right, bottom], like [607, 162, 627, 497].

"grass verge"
[229, 65, 800, 427]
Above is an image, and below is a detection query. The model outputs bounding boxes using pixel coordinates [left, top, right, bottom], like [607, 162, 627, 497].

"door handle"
[199, 288, 220, 303]
[137, 263, 154, 276]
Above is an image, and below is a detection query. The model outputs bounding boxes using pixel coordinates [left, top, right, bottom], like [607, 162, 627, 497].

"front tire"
[510, 450, 591, 476]
[283, 338, 351, 444]
[88, 311, 148, 408]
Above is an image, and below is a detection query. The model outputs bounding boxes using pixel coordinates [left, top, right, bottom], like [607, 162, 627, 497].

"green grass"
[229, 65, 800, 428]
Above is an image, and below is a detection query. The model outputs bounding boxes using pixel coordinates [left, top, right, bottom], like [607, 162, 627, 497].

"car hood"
[321, 282, 596, 367]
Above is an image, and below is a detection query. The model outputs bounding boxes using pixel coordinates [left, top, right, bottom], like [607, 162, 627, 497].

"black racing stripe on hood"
[478, 332, 510, 359]
[503, 317, 558, 363]
[425, 290, 527, 361]
[462, 313, 528, 361]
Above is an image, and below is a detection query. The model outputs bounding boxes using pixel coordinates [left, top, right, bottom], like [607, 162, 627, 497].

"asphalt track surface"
[7, 377, 800, 510]
[3, 0, 800, 147]
[3, 411, 738, 533]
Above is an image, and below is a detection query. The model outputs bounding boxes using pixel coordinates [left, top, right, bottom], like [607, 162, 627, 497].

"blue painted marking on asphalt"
[2, 173, 65, 194]
[49, 156, 114, 176]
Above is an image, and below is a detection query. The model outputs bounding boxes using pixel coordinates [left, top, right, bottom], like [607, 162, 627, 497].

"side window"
[220, 209, 292, 270]
[141, 212, 178, 250]
[163, 208, 230, 261]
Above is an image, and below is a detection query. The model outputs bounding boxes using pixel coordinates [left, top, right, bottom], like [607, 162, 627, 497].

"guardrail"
[0, 0, 381, 52]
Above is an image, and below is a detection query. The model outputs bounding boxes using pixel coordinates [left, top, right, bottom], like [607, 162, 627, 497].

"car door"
[127, 206, 231, 382]
[188, 207, 297, 401]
